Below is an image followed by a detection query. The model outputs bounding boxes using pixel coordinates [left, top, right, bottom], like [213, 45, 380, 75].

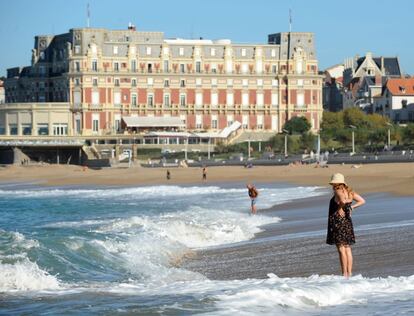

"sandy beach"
[0, 162, 413, 196]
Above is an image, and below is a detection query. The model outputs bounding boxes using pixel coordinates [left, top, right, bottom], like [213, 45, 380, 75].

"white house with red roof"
[375, 78, 414, 122]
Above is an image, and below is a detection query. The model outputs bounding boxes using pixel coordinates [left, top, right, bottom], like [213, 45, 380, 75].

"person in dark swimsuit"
[166, 169, 171, 180]
[202, 167, 207, 181]
[327, 173, 365, 277]
[247, 184, 259, 214]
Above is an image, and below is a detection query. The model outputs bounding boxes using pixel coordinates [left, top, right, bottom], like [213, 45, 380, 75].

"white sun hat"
[329, 173, 347, 185]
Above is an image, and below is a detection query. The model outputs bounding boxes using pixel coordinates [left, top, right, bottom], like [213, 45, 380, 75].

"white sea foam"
[0, 258, 61, 292]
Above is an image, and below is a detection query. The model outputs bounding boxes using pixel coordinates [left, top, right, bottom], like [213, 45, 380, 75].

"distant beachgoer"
[247, 184, 259, 214]
[202, 167, 207, 181]
[327, 173, 365, 277]
[166, 169, 171, 180]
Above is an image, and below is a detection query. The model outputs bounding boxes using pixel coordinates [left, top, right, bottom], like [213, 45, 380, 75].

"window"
[242, 93, 249, 106]
[257, 93, 264, 106]
[196, 114, 202, 129]
[211, 115, 218, 129]
[75, 118, 81, 135]
[227, 115, 234, 127]
[164, 60, 169, 72]
[180, 94, 186, 106]
[180, 64, 185, 73]
[74, 45, 81, 54]
[402, 99, 408, 108]
[115, 117, 121, 132]
[242, 115, 248, 129]
[92, 118, 99, 133]
[74, 78, 80, 86]
[164, 94, 170, 106]
[242, 63, 248, 74]
[75, 61, 80, 72]
[196, 61, 201, 73]
[400, 86, 406, 93]
[92, 60, 98, 71]
[132, 79, 137, 87]
[131, 60, 137, 71]
[271, 93, 278, 106]
[179, 47, 184, 56]
[257, 115, 263, 129]
[146, 46, 152, 55]
[211, 63, 217, 73]
[53, 123, 68, 136]
[180, 79, 186, 87]
[93, 78, 98, 86]
[9, 124, 18, 135]
[272, 65, 277, 74]
[114, 92, 121, 105]
[211, 48, 216, 56]
[131, 93, 137, 106]
[164, 79, 169, 87]
[147, 94, 154, 106]
[211, 92, 218, 106]
[148, 63, 152, 73]
[227, 93, 234, 106]
[271, 49, 276, 57]
[114, 62, 119, 72]
[297, 92, 305, 106]
[113, 46, 118, 55]
[196, 93, 203, 106]
[92, 91, 100, 105]
[114, 78, 120, 86]
[22, 124, 32, 135]
[241, 48, 246, 57]
[37, 123, 49, 135]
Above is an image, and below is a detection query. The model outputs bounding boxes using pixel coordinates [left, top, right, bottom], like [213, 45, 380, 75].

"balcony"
[88, 103, 103, 111]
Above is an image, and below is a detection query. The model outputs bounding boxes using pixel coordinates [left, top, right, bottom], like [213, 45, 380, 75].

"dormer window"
[399, 86, 406, 93]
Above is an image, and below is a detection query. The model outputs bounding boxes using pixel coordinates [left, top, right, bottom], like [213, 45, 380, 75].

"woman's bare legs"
[336, 245, 347, 277]
[344, 245, 353, 277]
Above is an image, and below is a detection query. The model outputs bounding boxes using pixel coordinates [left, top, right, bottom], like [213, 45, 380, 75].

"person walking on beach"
[327, 173, 365, 277]
[166, 169, 171, 180]
[202, 167, 207, 181]
[247, 184, 259, 214]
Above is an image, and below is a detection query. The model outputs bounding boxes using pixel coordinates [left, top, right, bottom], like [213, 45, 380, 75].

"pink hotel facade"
[2, 25, 323, 137]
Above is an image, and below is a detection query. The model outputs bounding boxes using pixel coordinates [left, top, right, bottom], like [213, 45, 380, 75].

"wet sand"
[183, 193, 414, 279]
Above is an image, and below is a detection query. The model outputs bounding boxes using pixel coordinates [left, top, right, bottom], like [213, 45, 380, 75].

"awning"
[123, 116, 185, 128]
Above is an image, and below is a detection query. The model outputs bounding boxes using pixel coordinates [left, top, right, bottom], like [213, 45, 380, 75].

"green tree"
[402, 124, 414, 144]
[299, 132, 316, 152]
[283, 117, 311, 134]
[321, 111, 344, 130]
[343, 108, 369, 128]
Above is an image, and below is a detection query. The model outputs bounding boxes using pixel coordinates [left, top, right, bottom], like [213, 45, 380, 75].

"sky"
[0, 0, 413, 76]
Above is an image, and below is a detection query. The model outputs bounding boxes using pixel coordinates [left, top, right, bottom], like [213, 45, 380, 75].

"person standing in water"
[202, 167, 207, 181]
[247, 184, 259, 214]
[327, 173, 365, 277]
[166, 169, 171, 180]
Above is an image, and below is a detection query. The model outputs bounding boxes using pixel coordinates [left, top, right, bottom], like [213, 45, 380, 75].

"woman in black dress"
[327, 173, 365, 277]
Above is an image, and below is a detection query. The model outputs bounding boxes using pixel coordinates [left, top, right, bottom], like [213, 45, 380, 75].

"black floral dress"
[326, 196, 355, 245]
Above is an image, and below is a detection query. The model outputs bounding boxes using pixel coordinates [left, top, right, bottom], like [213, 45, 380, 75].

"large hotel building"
[2, 25, 322, 139]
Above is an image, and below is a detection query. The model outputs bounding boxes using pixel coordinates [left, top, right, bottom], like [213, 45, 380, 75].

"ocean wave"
[0, 258, 61, 292]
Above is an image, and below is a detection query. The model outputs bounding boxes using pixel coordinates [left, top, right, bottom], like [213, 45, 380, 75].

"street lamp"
[386, 122, 392, 150]
[349, 125, 356, 155]
[282, 129, 289, 157]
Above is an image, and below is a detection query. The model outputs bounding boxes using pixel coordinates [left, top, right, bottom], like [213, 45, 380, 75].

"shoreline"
[0, 163, 413, 196]
[183, 192, 414, 279]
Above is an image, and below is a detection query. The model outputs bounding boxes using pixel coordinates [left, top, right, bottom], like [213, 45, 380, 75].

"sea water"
[0, 183, 413, 315]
